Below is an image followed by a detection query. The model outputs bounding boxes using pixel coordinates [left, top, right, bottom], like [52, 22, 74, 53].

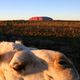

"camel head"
[0, 41, 79, 80]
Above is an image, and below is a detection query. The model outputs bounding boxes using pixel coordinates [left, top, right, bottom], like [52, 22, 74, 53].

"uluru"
[29, 16, 53, 21]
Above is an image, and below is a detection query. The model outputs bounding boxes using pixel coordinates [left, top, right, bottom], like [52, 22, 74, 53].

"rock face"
[29, 16, 53, 21]
[0, 41, 79, 80]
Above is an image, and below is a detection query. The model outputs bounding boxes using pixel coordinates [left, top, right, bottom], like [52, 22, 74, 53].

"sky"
[0, 0, 80, 20]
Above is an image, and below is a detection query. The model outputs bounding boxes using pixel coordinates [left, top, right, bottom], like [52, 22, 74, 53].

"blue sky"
[0, 0, 80, 20]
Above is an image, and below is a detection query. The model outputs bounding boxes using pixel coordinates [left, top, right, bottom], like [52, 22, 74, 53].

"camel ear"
[0, 42, 15, 56]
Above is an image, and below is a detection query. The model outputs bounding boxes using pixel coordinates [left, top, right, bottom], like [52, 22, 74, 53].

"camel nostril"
[11, 62, 26, 72]
[16, 65, 25, 71]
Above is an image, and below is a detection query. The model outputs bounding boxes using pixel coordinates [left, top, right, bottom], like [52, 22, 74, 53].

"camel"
[0, 41, 79, 80]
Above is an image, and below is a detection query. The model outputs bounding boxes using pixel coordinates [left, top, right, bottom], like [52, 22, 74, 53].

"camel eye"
[59, 60, 70, 68]
[59, 60, 72, 68]
[59, 60, 67, 65]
